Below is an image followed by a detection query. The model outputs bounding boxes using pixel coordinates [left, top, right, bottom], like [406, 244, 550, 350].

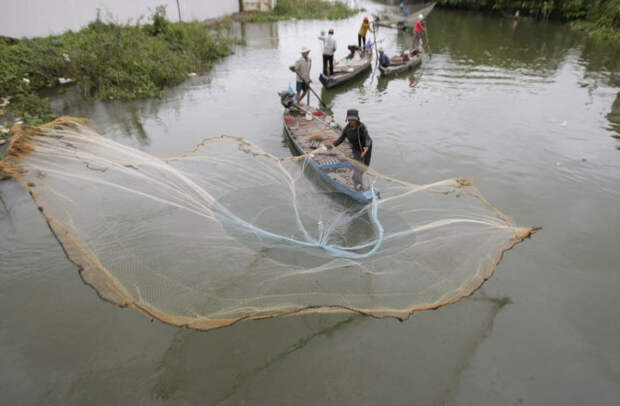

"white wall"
[0, 0, 240, 38]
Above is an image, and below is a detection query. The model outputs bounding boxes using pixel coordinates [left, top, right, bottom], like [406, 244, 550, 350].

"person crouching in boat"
[318, 28, 336, 76]
[413, 14, 426, 51]
[378, 48, 390, 68]
[358, 17, 374, 50]
[289, 47, 312, 104]
[331, 109, 372, 190]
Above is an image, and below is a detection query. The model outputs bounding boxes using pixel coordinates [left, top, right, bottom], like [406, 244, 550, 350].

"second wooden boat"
[319, 47, 372, 89]
[379, 49, 422, 76]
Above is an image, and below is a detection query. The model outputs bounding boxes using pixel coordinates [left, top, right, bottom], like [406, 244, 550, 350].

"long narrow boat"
[319, 48, 372, 89]
[379, 49, 422, 76]
[278, 92, 377, 204]
[374, 2, 436, 29]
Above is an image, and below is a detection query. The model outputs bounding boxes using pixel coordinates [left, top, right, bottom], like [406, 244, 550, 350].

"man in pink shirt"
[413, 14, 426, 51]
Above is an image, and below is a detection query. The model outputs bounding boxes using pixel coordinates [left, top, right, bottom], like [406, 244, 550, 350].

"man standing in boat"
[330, 109, 372, 190]
[413, 14, 426, 51]
[289, 47, 312, 104]
[318, 28, 336, 76]
[358, 17, 374, 50]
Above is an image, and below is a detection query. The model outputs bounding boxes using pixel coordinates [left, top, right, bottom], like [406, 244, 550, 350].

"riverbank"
[0, 7, 235, 134]
[436, 0, 619, 42]
[240, 0, 361, 22]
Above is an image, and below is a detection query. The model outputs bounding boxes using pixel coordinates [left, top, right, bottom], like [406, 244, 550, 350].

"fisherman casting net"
[0, 118, 536, 330]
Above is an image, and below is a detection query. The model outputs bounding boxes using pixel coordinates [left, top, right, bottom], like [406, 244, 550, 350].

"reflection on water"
[2, 2, 620, 405]
[61, 296, 509, 405]
[240, 21, 280, 48]
[607, 93, 620, 142]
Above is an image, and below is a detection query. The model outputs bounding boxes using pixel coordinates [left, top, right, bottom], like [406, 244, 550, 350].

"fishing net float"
[0, 117, 537, 331]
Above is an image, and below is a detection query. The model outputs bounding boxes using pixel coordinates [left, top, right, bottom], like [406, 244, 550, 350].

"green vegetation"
[437, 0, 620, 41]
[244, 0, 360, 22]
[0, 6, 235, 131]
[571, 0, 620, 42]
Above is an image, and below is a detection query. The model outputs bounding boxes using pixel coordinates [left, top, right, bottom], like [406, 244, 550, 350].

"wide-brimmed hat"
[378, 47, 384, 53]
[346, 109, 360, 121]
[301, 46, 310, 54]
[418, 14, 424, 19]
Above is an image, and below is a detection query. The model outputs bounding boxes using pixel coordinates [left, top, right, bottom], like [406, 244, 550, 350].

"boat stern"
[319, 73, 335, 88]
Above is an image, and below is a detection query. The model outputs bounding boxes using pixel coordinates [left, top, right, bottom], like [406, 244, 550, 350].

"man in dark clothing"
[378, 48, 390, 68]
[331, 109, 373, 190]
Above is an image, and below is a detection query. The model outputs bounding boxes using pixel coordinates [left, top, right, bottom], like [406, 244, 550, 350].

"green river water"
[1, 2, 619, 405]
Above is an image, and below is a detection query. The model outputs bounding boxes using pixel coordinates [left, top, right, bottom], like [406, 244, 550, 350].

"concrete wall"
[0, 0, 240, 39]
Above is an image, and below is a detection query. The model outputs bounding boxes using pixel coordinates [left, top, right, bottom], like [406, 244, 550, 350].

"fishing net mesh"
[0, 117, 536, 330]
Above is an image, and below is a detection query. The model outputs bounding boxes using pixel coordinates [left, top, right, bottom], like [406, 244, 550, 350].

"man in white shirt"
[289, 47, 312, 104]
[318, 28, 336, 76]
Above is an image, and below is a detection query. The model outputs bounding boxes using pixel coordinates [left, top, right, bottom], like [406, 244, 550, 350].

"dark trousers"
[322, 54, 334, 76]
[358, 34, 366, 49]
[413, 32, 423, 50]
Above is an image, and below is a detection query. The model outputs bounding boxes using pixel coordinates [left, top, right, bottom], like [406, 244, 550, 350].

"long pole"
[372, 22, 379, 61]
[176, 0, 182, 22]
[295, 71, 328, 108]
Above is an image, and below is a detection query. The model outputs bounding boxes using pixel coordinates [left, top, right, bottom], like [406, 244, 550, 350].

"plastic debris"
[58, 77, 73, 84]
[188, 72, 197, 77]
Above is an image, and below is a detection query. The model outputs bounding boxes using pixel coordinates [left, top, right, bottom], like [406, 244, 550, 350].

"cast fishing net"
[0, 118, 536, 330]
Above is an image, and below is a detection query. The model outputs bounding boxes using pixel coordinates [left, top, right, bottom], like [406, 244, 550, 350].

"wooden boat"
[374, 2, 436, 29]
[278, 92, 377, 204]
[319, 47, 372, 89]
[379, 49, 422, 76]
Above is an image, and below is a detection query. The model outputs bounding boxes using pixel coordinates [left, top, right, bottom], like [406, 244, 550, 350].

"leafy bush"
[437, 0, 619, 39]
[0, 8, 234, 127]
